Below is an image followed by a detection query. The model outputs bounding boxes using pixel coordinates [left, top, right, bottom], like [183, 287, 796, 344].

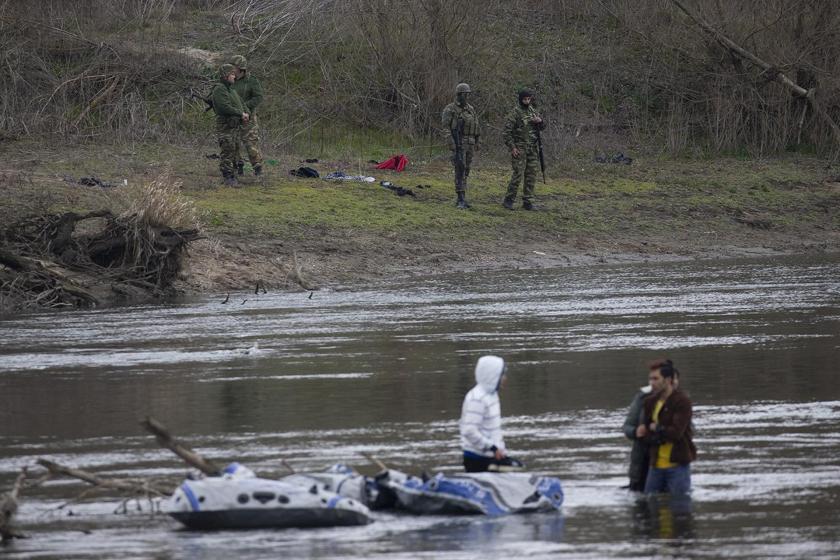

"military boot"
[522, 199, 534, 211]
[253, 164, 263, 177]
[236, 162, 245, 176]
[223, 174, 238, 187]
[456, 191, 468, 209]
[502, 196, 515, 210]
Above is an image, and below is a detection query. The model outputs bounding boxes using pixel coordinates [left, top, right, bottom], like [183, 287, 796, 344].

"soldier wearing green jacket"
[212, 64, 248, 186]
[230, 55, 264, 176]
[502, 88, 545, 210]
[441, 83, 480, 209]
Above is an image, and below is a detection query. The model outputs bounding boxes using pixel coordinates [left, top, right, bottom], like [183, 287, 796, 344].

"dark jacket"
[211, 79, 246, 128]
[231, 73, 263, 115]
[642, 389, 697, 466]
[623, 387, 651, 489]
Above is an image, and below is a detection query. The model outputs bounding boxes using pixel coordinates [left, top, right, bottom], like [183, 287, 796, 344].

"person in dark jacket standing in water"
[211, 64, 248, 186]
[230, 55, 264, 177]
[637, 359, 697, 495]
[622, 376, 653, 492]
[623, 361, 684, 491]
[502, 88, 545, 210]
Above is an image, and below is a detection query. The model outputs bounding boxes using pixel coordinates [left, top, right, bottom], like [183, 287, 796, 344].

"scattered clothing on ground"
[380, 181, 416, 197]
[595, 152, 633, 164]
[324, 171, 375, 182]
[374, 154, 409, 172]
[78, 176, 118, 188]
[289, 166, 319, 178]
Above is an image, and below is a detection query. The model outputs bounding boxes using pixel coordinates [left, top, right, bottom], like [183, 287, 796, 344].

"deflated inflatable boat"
[376, 470, 564, 516]
[165, 463, 371, 530]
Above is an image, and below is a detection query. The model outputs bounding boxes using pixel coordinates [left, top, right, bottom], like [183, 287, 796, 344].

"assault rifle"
[451, 119, 466, 188]
[189, 88, 214, 112]
[535, 128, 546, 184]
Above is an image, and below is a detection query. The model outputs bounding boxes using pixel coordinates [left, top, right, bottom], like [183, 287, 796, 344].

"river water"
[1, 255, 839, 559]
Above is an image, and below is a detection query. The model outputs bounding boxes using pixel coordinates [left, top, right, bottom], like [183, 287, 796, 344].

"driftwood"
[0, 469, 29, 542]
[140, 417, 221, 476]
[670, 0, 840, 153]
[35, 459, 170, 498]
[1, 208, 200, 312]
[0, 249, 100, 308]
[360, 452, 388, 473]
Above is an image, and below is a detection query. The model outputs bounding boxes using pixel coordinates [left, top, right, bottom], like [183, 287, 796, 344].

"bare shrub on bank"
[2, 0, 839, 156]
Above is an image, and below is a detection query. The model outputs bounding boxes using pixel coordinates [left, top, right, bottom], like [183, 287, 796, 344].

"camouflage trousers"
[216, 124, 239, 178]
[505, 144, 539, 202]
[450, 143, 474, 193]
[236, 115, 263, 167]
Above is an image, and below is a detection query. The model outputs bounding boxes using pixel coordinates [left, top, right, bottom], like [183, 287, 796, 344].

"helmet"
[230, 55, 247, 70]
[455, 83, 471, 94]
[518, 88, 535, 102]
[219, 63, 235, 78]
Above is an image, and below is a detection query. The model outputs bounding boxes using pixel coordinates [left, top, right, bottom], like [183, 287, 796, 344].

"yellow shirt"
[653, 399, 677, 468]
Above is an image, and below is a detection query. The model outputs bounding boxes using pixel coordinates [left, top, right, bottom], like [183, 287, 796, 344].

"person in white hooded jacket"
[459, 355, 522, 472]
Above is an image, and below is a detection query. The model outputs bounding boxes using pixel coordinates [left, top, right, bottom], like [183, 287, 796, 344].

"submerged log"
[35, 459, 170, 498]
[0, 469, 28, 542]
[140, 417, 221, 476]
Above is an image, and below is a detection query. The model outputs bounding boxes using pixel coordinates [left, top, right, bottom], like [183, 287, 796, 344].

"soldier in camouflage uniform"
[211, 63, 248, 186]
[502, 88, 545, 210]
[441, 83, 480, 209]
[230, 55, 264, 176]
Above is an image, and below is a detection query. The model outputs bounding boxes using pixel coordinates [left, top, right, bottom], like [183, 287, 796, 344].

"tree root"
[1, 208, 199, 313]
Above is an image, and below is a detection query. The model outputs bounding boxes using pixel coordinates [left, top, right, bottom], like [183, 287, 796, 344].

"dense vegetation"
[3, 0, 840, 159]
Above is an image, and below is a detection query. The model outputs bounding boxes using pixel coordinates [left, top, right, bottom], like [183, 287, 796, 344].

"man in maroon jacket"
[636, 359, 697, 495]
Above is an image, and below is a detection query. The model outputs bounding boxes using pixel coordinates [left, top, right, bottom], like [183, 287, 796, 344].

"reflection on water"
[631, 495, 694, 541]
[0, 255, 839, 559]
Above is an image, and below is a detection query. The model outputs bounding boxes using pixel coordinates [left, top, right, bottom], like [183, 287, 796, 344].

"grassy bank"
[3, 138, 838, 294]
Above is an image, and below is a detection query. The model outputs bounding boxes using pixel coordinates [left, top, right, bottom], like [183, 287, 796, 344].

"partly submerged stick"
[0, 469, 29, 542]
[140, 416, 221, 476]
[35, 459, 169, 496]
[360, 452, 388, 472]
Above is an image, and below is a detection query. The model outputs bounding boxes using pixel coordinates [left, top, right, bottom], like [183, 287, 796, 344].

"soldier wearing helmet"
[211, 63, 248, 186]
[502, 88, 545, 210]
[230, 55, 264, 177]
[441, 82, 480, 209]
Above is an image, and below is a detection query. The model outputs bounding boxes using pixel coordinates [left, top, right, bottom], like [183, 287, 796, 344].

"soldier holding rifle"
[442, 83, 480, 209]
[502, 88, 545, 211]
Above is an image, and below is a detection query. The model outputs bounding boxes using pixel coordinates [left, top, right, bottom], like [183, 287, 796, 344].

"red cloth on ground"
[375, 154, 409, 172]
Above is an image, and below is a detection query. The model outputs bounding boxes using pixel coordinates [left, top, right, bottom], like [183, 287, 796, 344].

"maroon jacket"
[642, 389, 697, 466]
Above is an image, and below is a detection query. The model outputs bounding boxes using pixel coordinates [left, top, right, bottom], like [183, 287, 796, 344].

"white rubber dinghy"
[380, 470, 564, 516]
[166, 464, 371, 530]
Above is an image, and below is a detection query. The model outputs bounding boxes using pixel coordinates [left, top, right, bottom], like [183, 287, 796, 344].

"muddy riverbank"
[3, 142, 839, 310]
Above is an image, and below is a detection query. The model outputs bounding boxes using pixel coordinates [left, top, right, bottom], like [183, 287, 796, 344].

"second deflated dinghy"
[377, 470, 564, 516]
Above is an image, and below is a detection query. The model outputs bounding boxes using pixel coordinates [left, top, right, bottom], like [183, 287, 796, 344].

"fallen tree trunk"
[670, 0, 840, 154]
[0, 249, 100, 309]
[35, 459, 170, 498]
[140, 417, 221, 476]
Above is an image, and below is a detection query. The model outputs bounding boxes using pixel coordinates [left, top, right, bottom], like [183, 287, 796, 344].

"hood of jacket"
[474, 355, 505, 393]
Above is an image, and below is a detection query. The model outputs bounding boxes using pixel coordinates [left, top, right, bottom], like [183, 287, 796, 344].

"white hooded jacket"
[459, 355, 506, 457]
